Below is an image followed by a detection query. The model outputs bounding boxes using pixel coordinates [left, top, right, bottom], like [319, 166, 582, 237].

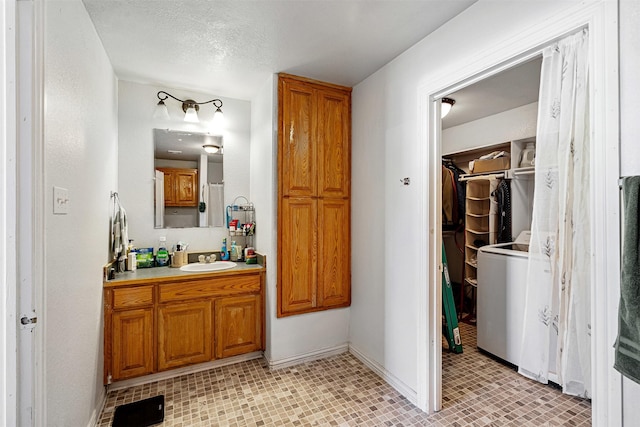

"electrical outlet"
[53, 186, 70, 214]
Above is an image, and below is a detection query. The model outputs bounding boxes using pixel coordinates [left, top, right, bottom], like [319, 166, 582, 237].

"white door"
[155, 169, 165, 228]
[15, 0, 44, 425]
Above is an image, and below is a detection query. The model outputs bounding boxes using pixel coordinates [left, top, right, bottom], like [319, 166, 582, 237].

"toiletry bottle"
[230, 240, 238, 261]
[221, 238, 230, 261]
[156, 236, 170, 266]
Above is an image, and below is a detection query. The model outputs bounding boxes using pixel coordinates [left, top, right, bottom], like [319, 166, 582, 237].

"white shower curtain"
[518, 29, 591, 398]
[208, 183, 225, 227]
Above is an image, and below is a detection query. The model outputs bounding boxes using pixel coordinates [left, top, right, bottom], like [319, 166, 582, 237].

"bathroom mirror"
[153, 128, 224, 229]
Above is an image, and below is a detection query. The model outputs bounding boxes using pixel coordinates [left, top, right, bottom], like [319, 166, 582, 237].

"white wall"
[442, 102, 538, 154]
[350, 0, 590, 399]
[117, 81, 251, 252]
[44, 1, 117, 425]
[619, 0, 640, 424]
[250, 74, 351, 365]
[250, 75, 277, 359]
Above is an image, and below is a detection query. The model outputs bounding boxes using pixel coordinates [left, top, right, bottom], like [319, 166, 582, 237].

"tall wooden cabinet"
[277, 73, 351, 317]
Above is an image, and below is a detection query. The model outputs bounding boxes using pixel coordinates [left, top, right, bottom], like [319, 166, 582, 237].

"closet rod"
[458, 172, 505, 182]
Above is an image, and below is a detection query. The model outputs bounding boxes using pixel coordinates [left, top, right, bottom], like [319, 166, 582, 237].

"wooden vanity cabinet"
[104, 269, 264, 384]
[215, 294, 262, 359]
[158, 300, 212, 371]
[106, 286, 155, 381]
[156, 167, 198, 207]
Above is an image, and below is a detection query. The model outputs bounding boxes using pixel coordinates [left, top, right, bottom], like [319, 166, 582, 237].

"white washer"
[476, 231, 530, 366]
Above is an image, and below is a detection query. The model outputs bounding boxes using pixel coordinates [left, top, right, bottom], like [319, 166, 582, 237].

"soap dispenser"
[221, 238, 230, 261]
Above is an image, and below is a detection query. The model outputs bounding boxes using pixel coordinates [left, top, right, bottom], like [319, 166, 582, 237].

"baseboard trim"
[107, 352, 264, 391]
[348, 344, 418, 406]
[90, 388, 107, 427]
[267, 344, 349, 370]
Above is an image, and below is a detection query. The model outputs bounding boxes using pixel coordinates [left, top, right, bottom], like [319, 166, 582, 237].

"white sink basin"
[180, 261, 237, 272]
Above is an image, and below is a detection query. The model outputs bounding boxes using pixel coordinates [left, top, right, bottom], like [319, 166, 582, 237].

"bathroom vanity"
[103, 261, 265, 384]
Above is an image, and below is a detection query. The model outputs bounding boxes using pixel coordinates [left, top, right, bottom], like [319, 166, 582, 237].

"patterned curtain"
[518, 29, 591, 398]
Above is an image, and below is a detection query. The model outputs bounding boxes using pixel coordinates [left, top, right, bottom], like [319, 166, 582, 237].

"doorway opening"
[422, 6, 621, 422]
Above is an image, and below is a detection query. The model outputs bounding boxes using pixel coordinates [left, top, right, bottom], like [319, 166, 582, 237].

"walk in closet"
[442, 137, 536, 320]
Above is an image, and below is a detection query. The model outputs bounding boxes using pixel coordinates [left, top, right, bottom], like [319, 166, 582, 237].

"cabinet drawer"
[160, 274, 261, 302]
[113, 286, 154, 309]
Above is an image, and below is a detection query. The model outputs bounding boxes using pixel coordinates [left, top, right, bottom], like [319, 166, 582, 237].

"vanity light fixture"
[441, 97, 455, 118]
[154, 91, 224, 128]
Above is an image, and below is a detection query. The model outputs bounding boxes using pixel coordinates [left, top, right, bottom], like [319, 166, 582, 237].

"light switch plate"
[53, 186, 69, 214]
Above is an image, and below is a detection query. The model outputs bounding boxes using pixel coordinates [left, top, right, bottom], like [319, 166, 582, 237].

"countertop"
[104, 261, 265, 287]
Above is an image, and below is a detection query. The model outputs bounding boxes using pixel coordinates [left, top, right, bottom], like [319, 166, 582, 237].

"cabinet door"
[278, 197, 317, 316]
[112, 308, 154, 381]
[215, 294, 262, 359]
[318, 198, 351, 308]
[279, 78, 316, 197]
[317, 88, 350, 198]
[158, 168, 175, 205]
[158, 300, 212, 370]
[175, 169, 198, 206]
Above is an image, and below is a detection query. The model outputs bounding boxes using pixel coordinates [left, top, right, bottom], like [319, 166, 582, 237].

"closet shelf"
[466, 260, 478, 269]
[466, 228, 490, 235]
[465, 278, 478, 287]
[466, 212, 490, 218]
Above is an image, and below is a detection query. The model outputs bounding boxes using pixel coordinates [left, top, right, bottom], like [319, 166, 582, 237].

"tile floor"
[97, 323, 591, 426]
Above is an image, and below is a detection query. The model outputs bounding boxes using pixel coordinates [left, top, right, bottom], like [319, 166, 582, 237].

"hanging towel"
[208, 183, 224, 227]
[111, 194, 129, 260]
[615, 176, 640, 384]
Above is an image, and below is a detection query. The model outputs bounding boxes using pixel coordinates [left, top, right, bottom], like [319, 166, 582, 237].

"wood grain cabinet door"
[318, 198, 351, 308]
[175, 169, 198, 206]
[112, 308, 154, 381]
[317, 88, 350, 198]
[158, 168, 175, 205]
[279, 197, 317, 315]
[215, 294, 262, 359]
[158, 300, 212, 370]
[279, 78, 316, 197]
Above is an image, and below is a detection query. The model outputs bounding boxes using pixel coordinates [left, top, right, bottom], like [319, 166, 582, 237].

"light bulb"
[441, 98, 455, 118]
[211, 107, 225, 135]
[203, 145, 219, 154]
[183, 105, 199, 123]
[153, 100, 170, 120]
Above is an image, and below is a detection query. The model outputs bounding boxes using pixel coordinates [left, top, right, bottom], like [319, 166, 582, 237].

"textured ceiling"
[82, 0, 477, 100]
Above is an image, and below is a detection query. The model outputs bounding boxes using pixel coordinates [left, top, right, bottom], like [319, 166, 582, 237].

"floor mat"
[112, 395, 164, 427]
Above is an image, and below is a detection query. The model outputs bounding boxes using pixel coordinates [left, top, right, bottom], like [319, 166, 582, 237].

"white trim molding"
[108, 352, 265, 391]
[266, 344, 349, 371]
[349, 345, 418, 407]
[419, 1, 621, 424]
[1, 1, 18, 426]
